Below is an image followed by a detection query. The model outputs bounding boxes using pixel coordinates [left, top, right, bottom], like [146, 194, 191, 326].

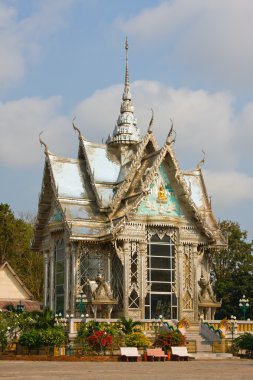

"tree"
[0, 204, 15, 264]
[211, 221, 253, 319]
[0, 203, 43, 300]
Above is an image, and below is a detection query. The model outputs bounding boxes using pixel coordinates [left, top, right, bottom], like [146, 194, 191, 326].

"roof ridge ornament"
[148, 108, 154, 133]
[39, 131, 49, 154]
[72, 116, 84, 140]
[197, 150, 205, 170]
[166, 119, 176, 145]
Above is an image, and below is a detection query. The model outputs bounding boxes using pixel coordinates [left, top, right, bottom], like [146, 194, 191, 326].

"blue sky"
[0, 0, 253, 240]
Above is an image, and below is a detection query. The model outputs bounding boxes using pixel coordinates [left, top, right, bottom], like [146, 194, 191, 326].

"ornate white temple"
[32, 40, 226, 321]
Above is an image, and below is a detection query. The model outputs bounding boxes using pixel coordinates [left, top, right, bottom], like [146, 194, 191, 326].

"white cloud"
[1, 79, 251, 211]
[0, 0, 74, 89]
[204, 170, 253, 209]
[118, 0, 253, 89]
[75, 80, 238, 170]
[0, 96, 74, 167]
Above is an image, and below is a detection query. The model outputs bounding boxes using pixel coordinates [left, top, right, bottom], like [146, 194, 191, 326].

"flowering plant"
[177, 318, 190, 329]
[87, 330, 113, 354]
[154, 330, 186, 353]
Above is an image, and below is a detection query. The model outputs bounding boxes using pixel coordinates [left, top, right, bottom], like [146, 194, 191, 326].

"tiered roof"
[32, 41, 226, 250]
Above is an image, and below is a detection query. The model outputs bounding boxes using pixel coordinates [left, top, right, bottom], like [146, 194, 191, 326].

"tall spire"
[124, 37, 130, 96]
[107, 38, 141, 145]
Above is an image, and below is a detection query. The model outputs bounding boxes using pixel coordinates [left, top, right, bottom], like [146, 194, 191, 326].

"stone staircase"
[185, 322, 235, 360]
[186, 322, 212, 352]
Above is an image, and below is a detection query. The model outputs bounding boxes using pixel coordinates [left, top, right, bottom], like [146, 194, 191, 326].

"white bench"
[120, 347, 140, 361]
[171, 346, 192, 361]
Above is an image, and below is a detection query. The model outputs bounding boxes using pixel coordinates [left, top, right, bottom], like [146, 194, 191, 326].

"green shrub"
[125, 332, 151, 348]
[19, 329, 41, 348]
[40, 328, 66, 347]
[232, 333, 253, 356]
[19, 327, 65, 348]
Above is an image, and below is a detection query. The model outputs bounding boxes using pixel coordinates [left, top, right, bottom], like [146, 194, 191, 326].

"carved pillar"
[64, 243, 70, 316]
[43, 251, 49, 308]
[139, 241, 147, 319]
[176, 243, 184, 320]
[107, 251, 111, 283]
[70, 243, 77, 315]
[49, 245, 55, 311]
[192, 244, 199, 321]
[123, 241, 130, 318]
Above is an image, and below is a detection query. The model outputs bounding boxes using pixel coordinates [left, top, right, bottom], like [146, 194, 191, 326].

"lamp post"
[75, 290, 87, 317]
[230, 315, 237, 341]
[16, 300, 24, 313]
[239, 295, 249, 320]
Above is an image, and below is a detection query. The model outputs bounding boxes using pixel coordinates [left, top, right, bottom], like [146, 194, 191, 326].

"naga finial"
[72, 116, 83, 140]
[166, 119, 176, 145]
[197, 150, 206, 170]
[39, 131, 49, 154]
[148, 108, 154, 133]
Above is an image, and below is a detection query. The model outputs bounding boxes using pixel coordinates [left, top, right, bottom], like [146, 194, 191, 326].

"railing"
[201, 322, 221, 342]
[206, 320, 253, 337]
[69, 318, 176, 335]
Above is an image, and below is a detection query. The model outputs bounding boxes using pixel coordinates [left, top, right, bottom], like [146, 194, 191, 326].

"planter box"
[0, 355, 120, 362]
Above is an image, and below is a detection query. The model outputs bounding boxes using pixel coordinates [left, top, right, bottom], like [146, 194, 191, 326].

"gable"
[136, 165, 182, 217]
[49, 207, 64, 223]
[0, 264, 32, 300]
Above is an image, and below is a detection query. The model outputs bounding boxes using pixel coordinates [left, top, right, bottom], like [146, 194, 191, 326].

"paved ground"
[0, 360, 253, 380]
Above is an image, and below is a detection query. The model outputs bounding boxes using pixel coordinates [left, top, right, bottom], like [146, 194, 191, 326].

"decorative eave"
[111, 131, 224, 245]
[182, 166, 227, 246]
[109, 130, 158, 215]
[32, 155, 71, 251]
[79, 140, 107, 210]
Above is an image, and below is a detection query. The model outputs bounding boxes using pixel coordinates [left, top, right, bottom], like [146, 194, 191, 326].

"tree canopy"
[211, 220, 253, 320]
[0, 203, 43, 300]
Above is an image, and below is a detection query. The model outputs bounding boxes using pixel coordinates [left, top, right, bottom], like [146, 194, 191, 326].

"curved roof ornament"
[166, 118, 176, 145]
[39, 131, 49, 154]
[148, 108, 154, 133]
[72, 116, 84, 140]
[197, 150, 206, 170]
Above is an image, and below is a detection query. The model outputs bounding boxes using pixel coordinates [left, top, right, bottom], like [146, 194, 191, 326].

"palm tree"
[118, 317, 142, 334]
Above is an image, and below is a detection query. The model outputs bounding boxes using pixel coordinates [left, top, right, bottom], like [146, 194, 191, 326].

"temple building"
[32, 40, 226, 321]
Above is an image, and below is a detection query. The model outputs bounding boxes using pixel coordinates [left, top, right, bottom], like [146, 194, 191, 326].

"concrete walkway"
[0, 360, 252, 380]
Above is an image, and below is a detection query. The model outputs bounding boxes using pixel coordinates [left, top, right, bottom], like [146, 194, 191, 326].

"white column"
[43, 251, 49, 308]
[139, 241, 147, 319]
[123, 241, 130, 318]
[176, 243, 184, 320]
[64, 243, 70, 316]
[192, 244, 199, 321]
[70, 244, 77, 315]
[49, 247, 55, 311]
